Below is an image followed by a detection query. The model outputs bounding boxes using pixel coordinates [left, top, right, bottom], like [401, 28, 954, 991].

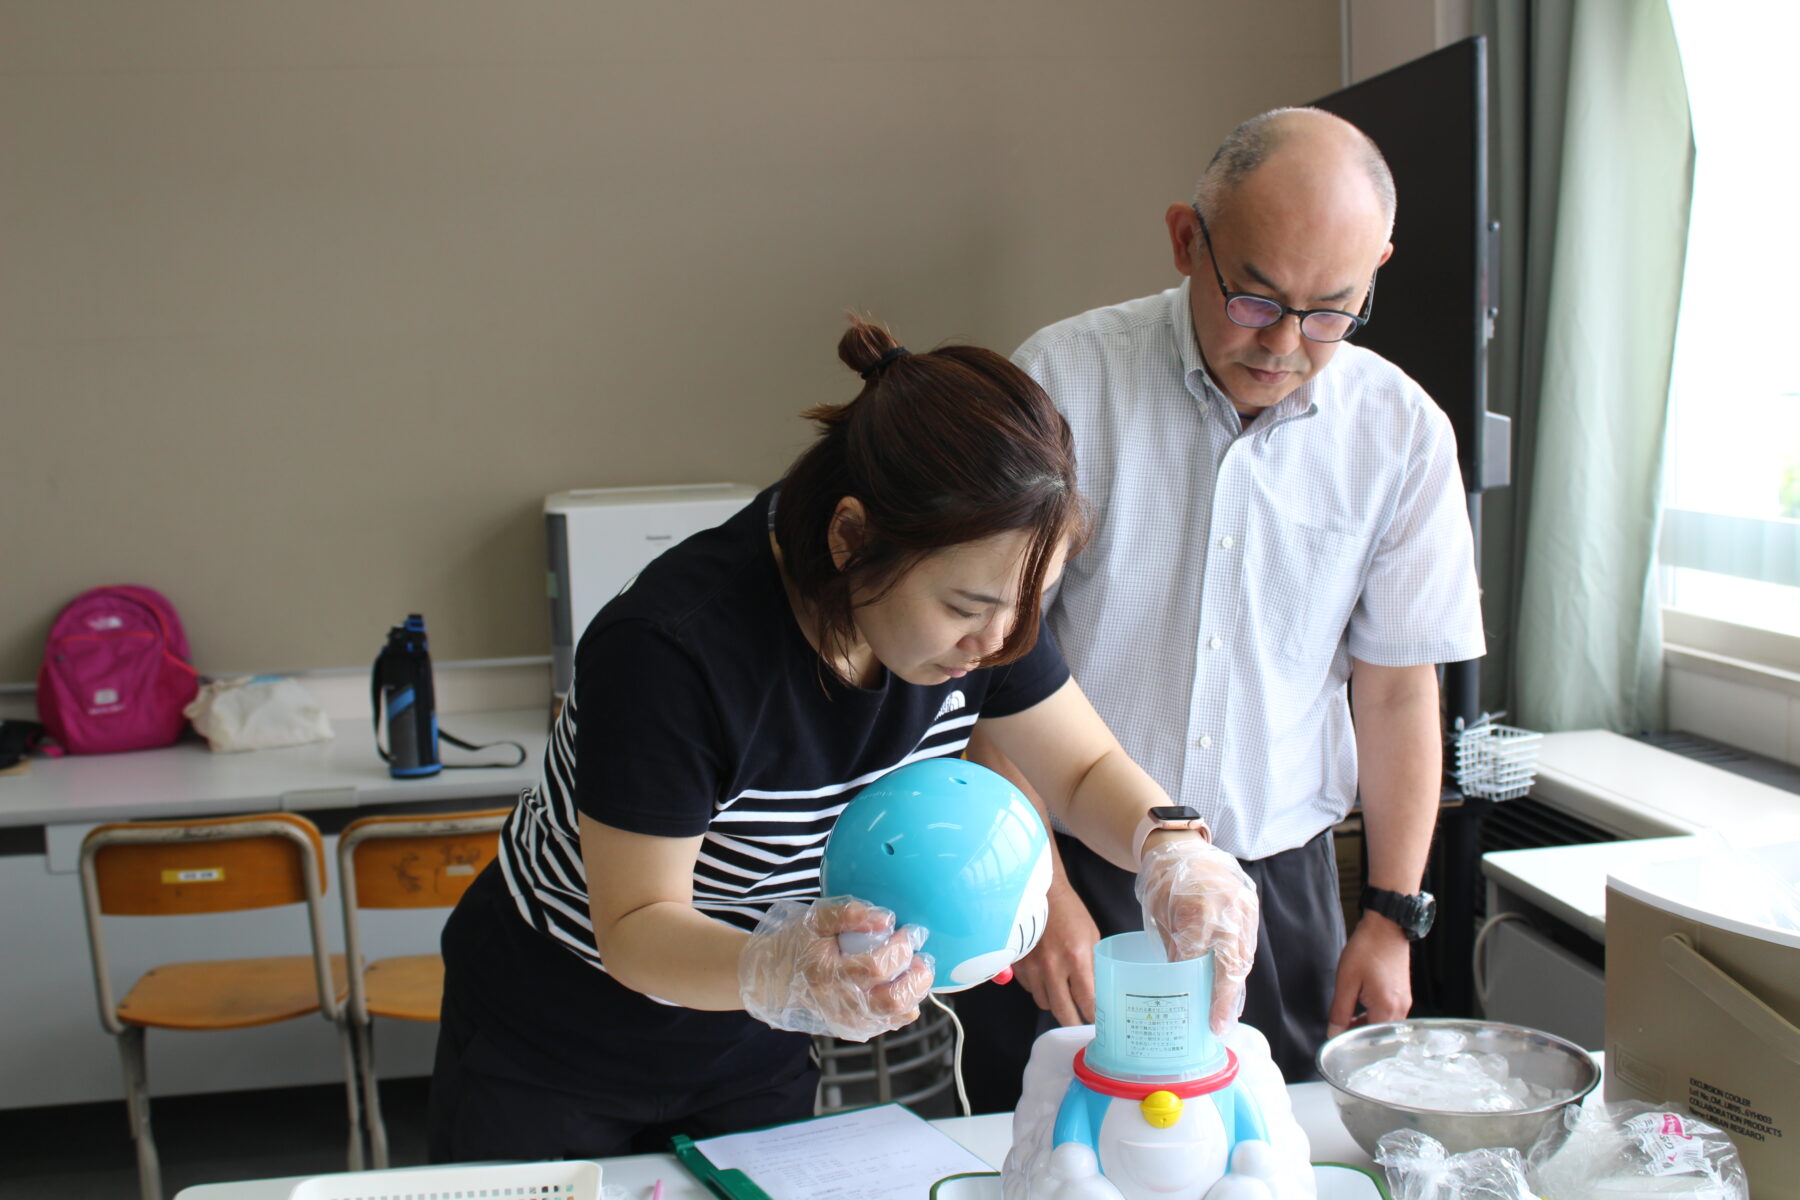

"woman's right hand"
[1134, 838, 1260, 1034]
[738, 896, 935, 1041]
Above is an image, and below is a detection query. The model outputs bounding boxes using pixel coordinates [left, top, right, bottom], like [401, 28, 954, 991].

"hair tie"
[860, 345, 911, 381]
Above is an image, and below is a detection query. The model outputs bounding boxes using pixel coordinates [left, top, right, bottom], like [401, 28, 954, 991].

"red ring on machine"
[1072, 1046, 1240, 1100]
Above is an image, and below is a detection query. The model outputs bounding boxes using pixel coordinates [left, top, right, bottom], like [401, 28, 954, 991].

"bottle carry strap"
[436, 727, 529, 769]
[369, 648, 527, 770]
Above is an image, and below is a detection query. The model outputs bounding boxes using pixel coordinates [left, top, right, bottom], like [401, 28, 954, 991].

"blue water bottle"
[372, 614, 441, 778]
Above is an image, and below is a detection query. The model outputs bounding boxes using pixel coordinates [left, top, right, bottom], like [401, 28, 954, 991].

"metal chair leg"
[117, 1025, 162, 1200]
[339, 1018, 365, 1171]
[353, 1019, 391, 1168]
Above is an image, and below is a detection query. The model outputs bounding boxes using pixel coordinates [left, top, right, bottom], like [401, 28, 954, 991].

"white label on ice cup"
[1119, 991, 1192, 1061]
[1090, 931, 1222, 1080]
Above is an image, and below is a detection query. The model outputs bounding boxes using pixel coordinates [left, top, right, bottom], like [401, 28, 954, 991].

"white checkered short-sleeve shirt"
[1019, 281, 1486, 860]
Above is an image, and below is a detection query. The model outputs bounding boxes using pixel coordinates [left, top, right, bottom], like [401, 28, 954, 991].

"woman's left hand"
[1133, 839, 1260, 1033]
[737, 895, 935, 1041]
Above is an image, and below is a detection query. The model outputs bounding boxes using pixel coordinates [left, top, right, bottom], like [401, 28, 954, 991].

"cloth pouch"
[183, 676, 333, 753]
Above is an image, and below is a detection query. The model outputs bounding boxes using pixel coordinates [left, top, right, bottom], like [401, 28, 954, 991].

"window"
[1660, 1, 1800, 653]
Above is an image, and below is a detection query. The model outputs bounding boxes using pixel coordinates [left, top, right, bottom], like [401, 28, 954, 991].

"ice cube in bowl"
[1315, 1018, 1599, 1158]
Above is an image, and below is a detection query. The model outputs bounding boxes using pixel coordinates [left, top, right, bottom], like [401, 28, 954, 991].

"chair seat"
[118, 954, 349, 1031]
[363, 953, 445, 1022]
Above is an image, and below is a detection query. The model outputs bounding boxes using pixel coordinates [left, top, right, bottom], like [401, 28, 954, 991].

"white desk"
[172, 1085, 1371, 1198]
[0, 707, 548, 828]
[0, 709, 548, 1110]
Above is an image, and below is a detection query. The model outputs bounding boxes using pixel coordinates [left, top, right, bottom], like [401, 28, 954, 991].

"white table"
[0, 707, 547, 827]
[0, 709, 548, 1110]
[173, 1084, 1371, 1198]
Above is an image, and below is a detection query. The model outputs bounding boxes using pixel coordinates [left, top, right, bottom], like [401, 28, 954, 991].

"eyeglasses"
[1192, 204, 1376, 343]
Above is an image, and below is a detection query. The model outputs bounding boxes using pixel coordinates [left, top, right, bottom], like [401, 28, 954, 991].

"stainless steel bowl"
[1315, 1018, 1600, 1159]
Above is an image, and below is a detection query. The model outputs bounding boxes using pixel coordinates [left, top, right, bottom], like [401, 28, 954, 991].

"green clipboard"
[669, 1133, 778, 1200]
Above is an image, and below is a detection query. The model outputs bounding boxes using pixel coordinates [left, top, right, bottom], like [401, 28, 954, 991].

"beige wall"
[1345, 0, 1471, 83]
[2, 1, 1338, 683]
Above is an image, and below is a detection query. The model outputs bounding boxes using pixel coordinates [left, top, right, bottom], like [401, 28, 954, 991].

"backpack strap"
[103, 586, 199, 677]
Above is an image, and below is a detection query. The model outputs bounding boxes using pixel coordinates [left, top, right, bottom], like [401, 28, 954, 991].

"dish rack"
[1453, 715, 1543, 802]
[287, 1160, 601, 1200]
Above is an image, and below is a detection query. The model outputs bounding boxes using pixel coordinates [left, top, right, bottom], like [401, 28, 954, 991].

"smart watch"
[1131, 804, 1212, 867]
[1360, 886, 1437, 940]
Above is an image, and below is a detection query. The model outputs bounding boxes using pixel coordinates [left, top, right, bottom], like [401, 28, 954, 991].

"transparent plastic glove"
[1134, 838, 1259, 1032]
[738, 895, 934, 1042]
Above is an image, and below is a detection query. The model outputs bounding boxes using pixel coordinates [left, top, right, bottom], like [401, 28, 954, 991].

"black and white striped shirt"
[499, 486, 1068, 978]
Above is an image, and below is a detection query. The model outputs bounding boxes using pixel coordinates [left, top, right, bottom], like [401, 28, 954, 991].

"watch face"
[1413, 892, 1438, 937]
[1149, 805, 1202, 821]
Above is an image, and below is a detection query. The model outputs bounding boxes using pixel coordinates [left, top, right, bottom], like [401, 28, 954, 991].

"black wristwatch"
[1360, 886, 1437, 940]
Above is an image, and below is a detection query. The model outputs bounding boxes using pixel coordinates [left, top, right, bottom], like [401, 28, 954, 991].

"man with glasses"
[958, 107, 1484, 1098]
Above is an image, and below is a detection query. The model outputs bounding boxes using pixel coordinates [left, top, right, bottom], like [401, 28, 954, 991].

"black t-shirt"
[498, 484, 1070, 979]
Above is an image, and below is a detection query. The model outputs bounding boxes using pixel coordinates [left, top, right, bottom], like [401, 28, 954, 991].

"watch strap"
[1360, 886, 1434, 939]
[1131, 811, 1211, 868]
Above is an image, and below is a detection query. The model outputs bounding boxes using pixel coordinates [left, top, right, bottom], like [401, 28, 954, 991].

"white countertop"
[1533, 730, 1800, 839]
[1481, 837, 1693, 942]
[172, 1083, 1370, 1199]
[1483, 731, 1800, 943]
[0, 708, 549, 827]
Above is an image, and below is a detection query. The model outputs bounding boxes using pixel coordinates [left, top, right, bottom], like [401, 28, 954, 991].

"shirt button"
[1199, 735, 1213, 749]
[1207, 635, 1223, 650]
[1219, 535, 1235, 549]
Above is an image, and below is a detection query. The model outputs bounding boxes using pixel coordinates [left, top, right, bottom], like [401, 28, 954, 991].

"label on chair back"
[161, 867, 224, 884]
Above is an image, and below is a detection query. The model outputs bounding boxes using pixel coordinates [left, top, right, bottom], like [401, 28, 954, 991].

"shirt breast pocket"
[1269, 522, 1366, 668]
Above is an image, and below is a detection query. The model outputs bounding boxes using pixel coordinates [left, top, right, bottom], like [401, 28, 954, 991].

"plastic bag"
[1528, 1101, 1748, 1198]
[183, 676, 333, 753]
[1373, 1129, 1535, 1200]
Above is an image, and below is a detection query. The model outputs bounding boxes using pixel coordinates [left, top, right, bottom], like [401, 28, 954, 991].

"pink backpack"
[38, 585, 200, 755]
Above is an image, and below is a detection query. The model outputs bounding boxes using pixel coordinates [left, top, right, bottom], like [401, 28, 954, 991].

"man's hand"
[1326, 912, 1413, 1038]
[1010, 878, 1101, 1026]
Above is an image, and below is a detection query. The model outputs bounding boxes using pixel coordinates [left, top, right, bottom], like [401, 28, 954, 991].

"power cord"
[928, 992, 972, 1117]
[1470, 911, 1535, 1011]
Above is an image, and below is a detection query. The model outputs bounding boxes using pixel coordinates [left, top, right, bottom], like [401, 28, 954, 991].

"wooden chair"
[337, 807, 509, 1167]
[78, 812, 355, 1200]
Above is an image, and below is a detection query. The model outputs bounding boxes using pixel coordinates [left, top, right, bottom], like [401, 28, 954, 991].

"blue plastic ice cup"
[1087, 931, 1226, 1082]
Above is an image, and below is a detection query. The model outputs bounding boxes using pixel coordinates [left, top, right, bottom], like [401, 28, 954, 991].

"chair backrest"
[78, 812, 337, 1034]
[84, 812, 327, 915]
[337, 808, 509, 1023]
[338, 808, 509, 911]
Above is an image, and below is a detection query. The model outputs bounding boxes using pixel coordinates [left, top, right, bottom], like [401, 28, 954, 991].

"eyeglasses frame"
[1191, 204, 1377, 343]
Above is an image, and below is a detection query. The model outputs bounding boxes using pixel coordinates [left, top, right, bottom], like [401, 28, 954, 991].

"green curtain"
[1476, 0, 1693, 733]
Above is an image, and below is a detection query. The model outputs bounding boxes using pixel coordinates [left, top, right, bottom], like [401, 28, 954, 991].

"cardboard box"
[1606, 838, 1800, 1198]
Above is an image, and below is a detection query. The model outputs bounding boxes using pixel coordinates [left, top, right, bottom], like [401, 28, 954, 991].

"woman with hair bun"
[428, 317, 1259, 1161]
